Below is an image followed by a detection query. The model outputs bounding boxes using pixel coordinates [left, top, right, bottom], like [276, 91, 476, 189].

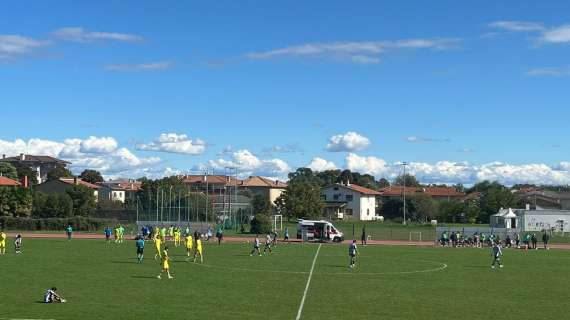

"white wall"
[522, 212, 570, 232]
[322, 185, 377, 221]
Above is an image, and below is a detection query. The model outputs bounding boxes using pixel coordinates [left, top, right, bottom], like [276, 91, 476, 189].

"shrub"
[0, 216, 119, 231]
[250, 214, 272, 234]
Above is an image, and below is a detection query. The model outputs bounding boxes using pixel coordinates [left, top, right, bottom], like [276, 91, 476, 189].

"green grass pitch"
[1, 238, 569, 320]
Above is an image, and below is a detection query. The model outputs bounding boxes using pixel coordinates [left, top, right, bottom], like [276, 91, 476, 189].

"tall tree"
[47, 164, 73, 181]
[79, 169, 104, 184]
[394, 174, 420, 187]
[378, 178, 390, 189]
[275, 180, 323, 220]
[66, 185, 97, 216]
[0, 162, 18, 180]
[251, 194, 271, 216]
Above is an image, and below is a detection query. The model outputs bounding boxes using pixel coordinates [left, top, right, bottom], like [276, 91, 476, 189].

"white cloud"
[526, 66, 570, 77]
[0, 35, 49, 59]
[80, 136, 118, 154]
[343, 153, 570, 186]
[52, 27, 142, 43]
[207, 149, 290, 179]
[105, 61, 173, 72]
[0, 137, 161, 179]
[307, 157, 337, 172]
[406, 136, 450, 143]
[137, 133, 206, 155]
[488, 21, 545, 32]
[541, 25, 570, 43]
[326, 132, 371, 152]
[247, 38, 460, 64]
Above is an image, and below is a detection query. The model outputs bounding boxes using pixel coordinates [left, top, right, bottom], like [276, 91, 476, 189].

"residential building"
[515, 190, 570, 210]
[321, 182, 381, 221]
[378, 186, 465, 202]
[0, 176, 21, 189]
[98, 179, 141, 203]
[0, 154, 70, 184]
[491, 207, 570, 232]
[239, 176, 287, 206]
[35, 177, 99, 200]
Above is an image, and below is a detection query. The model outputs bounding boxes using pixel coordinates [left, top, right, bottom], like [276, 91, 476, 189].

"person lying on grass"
[44, 287, 66, 303]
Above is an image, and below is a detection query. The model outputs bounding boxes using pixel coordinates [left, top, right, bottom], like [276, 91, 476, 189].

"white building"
[491, 207, 570, 232]
[321, 183, 380, 221]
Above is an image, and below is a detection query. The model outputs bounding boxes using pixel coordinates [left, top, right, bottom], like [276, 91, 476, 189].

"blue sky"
[1, 1, 570, 185]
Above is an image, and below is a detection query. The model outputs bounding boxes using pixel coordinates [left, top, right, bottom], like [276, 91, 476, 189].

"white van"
[297, 219, 344, 242]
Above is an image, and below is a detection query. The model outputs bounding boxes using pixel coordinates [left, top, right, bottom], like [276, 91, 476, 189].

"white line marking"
[296, 243, 321, 320]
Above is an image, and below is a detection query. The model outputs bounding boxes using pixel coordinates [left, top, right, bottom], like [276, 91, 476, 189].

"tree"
[410, 194, 439, 222]
[79, 169, 104, 184]
[377, 178, 390, 189]
[66, 185, 96, 216]
[33, 192, 73, 218]
[394, 174, 420, 187]
[275, 180, 323, 220]
[251, 194, 271, 216]
[0, 188, 32, 217]
[47, 165, 73, 181]
[250, 214, 272, 234]
[13, 163, 38, 185]
[0, 162, 18, 180]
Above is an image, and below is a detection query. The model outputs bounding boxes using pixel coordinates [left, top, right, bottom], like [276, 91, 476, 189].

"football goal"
[272, 215, 283, 231]
[409, 232, 422, 242]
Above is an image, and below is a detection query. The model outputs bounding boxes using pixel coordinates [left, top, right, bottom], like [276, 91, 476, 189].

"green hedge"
[0, 216, 119, 231]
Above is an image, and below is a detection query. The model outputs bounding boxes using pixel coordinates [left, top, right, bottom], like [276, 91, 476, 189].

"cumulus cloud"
[51, 27, 142, 43]
[488, 21, 545, 32]
[307, 157, 337, 172]
[343, 153, 570, 186]
[105, 61, 173, 72]
[207, 149, 290, 179]
[0, 35, 50, 59]
[247, 38, 460, 64]
[541, 25, 570, 44]
[326, 132, 371, 152]
[0, 137, 161, 179]
[137, 133, 206, 155]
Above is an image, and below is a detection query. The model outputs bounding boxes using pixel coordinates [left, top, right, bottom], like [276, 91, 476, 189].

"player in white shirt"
[263, 234, 272, 255]
[250, 235, 261, 256]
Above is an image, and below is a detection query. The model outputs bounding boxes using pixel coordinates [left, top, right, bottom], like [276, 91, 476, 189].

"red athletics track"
[6, 232, 570, 249]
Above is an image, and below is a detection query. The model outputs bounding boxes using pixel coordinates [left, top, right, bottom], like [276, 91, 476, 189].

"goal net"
[409, 232, 422, 242]
[272, 215, 283, 231]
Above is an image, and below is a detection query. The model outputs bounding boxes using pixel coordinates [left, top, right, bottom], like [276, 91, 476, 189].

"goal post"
[409, 232, 422, 242]
[272, 215, 283, 231]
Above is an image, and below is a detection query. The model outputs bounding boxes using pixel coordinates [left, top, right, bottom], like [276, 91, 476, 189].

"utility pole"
[402, 162, 408, 226]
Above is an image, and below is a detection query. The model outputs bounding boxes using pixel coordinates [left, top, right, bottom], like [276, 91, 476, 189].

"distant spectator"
[361, 226, 367, 246]
[542, 232, 550, 250]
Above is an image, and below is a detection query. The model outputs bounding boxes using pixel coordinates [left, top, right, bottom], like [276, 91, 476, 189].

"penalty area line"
[295, 243, 322, 320]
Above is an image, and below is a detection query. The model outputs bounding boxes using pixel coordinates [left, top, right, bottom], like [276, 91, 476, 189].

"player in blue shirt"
[104, 226, 112, 243]
[66, 225, 73, 241]
[349, 240, 358, 268]
[136, 236, 145, 263]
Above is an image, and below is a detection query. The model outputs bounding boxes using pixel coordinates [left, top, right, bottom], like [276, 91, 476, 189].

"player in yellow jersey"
[153, 232, 162, 260]
[157, 246, 173, 280]
[193, 238, 204, 263]
[174, 228, 181, 247]
[185, 234, 193, 258]
[0, 229, 6, 255]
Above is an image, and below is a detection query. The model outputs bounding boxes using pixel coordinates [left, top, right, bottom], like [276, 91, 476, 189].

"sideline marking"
[295, 243, 322, 320]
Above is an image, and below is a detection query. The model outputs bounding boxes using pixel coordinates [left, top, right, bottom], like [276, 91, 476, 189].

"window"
[333, 194, 340, 201]
[346, 195, 353, 202]
[346, 209, 353, 215]
[367, 209, 370, 216]
[321, 195, 326, 201]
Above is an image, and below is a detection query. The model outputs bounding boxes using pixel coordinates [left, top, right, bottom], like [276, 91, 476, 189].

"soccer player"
[349, 240, 358, 268]
[193, 238, 204, 263]
[250, 235, 261, 256]
[104, 226, 112, 243]
[361, 226, 366, 246]
[263, 234, 272, 255]
[160, 226, 167, 242]
[66, 224, 73, 241]
[185, 233, 193, 257]
[543, 231, 550, 250]
[174, 228, 181, 247]
[118, 225, 125, 244]
[14, 234, 22, 254]
[206, 226, 212, 242]
[216, 227, 223, 245]
[158, 246, 174, 279]
[44, 287, 66, 303]
[136, 236, 145, 263]
[0, 229, 6, 255]
[491, 242, 503, 269]
[153, 231, 162, 260]
[283, 227, 289, 242]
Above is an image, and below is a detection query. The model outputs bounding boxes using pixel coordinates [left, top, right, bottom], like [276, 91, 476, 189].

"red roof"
[326, 183, 382, 195]
[240, 176, 287, 188]
[0, 176, 21, 187]
[59, 178, 100, 189]
[182, 175, 241, 185]
[379, 186, 465, 197]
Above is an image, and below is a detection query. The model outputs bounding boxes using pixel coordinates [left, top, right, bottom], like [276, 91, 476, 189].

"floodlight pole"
[402, 162, 408, 226]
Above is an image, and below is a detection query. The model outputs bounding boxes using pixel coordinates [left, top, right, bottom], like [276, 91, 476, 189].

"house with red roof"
[35, 177, 100, 201]
[378, 186, 465, 202]
[321, 182, 381, 221]
[0, 176, 22, 189]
